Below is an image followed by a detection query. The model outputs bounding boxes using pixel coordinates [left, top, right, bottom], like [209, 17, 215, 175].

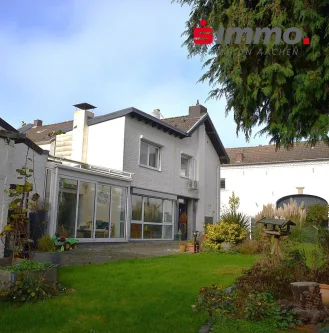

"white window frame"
[131, 194, 174, 240]
[139, 139, 161, 171]
[180, 153, 194, 179]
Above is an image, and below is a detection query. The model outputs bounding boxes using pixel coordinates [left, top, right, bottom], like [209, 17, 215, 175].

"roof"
[257, 217, 296, 227]
[0, 118, 44, 155]
[23, 107, 230, 163]
[162, 115, 201, 132]
[224, 141, 329, 166]
[24, 120, 73, 144]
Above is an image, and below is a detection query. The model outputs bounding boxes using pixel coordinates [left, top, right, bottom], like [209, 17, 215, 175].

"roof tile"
[225, 141, 329, 165]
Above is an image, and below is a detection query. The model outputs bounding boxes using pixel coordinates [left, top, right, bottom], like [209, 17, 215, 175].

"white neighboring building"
[0, 118, 48, 258]
[22, 102, 229, 241]
[220, 142, 329, 225]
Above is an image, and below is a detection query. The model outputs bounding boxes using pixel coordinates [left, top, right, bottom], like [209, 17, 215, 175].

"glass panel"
[140, 141, 148, 166]
[163, 225, 173, 239]
[180, 156, 189, 177]
[95, 185, 111, 239]
[111, 187, 126, 238]
[143, 224, 162, 239]
[76, 182, 96, 238]
[144, 197, 162, 223]
[56, 178, 78, 238]
[148, 145, 158, 168]
[130, 223, 142, 239]
[163, 200, 173, 223]
[132, 195, 142, 221]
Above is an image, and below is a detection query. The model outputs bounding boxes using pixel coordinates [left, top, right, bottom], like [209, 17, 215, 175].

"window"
[140, 140, 160, 169]
[220, 178, 226, 190]
[180, 154, 193, 178]
[130, 194, 174, 240]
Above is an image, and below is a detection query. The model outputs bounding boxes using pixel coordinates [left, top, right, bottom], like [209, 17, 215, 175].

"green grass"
[0, 253, 255, 333]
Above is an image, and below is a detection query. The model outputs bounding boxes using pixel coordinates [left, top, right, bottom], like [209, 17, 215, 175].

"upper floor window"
[180, 154, 193, 178]
[140, 140, 160, 170]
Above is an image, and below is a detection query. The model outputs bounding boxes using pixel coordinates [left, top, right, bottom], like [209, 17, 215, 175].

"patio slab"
[60, 241, 182, 266]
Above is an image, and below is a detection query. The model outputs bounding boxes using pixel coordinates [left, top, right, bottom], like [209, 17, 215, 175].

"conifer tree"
[174, 0, 329, 148]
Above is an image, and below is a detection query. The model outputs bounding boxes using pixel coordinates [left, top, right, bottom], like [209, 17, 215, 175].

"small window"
[220, 178, 226, 190]
[180, 155, 191, 178]
[140, 140, 160, 169]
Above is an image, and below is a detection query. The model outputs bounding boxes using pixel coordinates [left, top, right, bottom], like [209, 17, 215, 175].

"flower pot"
[320, 284, 329, 307]
[179, 244, 187, 253]
[188, 244, 195, 253]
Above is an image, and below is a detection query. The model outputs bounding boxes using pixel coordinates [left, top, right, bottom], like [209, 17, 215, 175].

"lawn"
[0, 253, 255, 333]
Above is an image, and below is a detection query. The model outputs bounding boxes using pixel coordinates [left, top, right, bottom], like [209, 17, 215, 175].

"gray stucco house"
[21, 102, 229, 242]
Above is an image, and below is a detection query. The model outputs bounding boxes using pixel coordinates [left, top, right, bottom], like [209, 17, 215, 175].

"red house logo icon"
[193, 19, 213, 45]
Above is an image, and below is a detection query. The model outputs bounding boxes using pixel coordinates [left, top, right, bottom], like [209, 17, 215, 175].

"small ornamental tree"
[1, 164, 34, 259]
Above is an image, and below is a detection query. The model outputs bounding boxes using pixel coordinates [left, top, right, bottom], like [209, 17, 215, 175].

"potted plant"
[32, 235, 61, 266]
[187, 239, 195, 253]
[178, 229, 187, 253]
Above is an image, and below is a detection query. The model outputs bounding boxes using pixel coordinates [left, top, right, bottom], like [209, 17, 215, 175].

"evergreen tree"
[174, 0, 329, 148]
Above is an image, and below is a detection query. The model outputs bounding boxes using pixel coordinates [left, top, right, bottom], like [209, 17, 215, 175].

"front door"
[178, 201, 188, 241]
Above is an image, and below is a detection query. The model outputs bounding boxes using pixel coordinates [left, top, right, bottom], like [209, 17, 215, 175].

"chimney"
[71, 103, 96, 163]
[151, 109, 161, 119]
[235, 152, 244, 163]
[296, 187, 304, 194]
[189, 100, 207, 117]
[34, 119, 43, 127]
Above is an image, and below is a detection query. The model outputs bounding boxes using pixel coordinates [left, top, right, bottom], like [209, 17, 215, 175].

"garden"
[1, 166, 329, 333]
[189, 192, 329, 333]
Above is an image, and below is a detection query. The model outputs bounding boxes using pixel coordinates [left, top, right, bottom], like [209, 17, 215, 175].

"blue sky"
[0, 0, 269, 148]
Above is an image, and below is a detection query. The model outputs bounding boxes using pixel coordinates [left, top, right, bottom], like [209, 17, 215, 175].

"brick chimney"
[235, 153, 244, 163]
[189, 100, 207, 117]
[34, 119, 43, 127]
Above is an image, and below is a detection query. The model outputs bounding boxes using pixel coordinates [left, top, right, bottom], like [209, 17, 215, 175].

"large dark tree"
[174, 0, 329, 148]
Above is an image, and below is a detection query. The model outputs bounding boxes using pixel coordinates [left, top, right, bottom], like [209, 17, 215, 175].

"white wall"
[220, 160, 329, 217]
[0, 139, 47, 257]
[87, 117, 126, 170]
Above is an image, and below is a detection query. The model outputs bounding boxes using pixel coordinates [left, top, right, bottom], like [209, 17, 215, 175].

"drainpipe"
[216, 166, 220, 222]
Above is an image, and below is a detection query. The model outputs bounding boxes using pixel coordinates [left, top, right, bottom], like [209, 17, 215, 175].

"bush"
[37, 235, 56, 252]
[306, 204, 328, 228]
[245, 291, 301, 329]
[236, 248, 310, 298]
[236, 239, 264, 255]
[202, 223, 248, 250]
[1, 260, 55, 273]
[2, 275, 65, 303]
[194, 284, 237, 318]
[220, 211, 250, 230]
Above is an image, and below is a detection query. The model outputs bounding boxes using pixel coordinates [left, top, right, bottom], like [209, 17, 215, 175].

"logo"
[193, 20, 310, 46]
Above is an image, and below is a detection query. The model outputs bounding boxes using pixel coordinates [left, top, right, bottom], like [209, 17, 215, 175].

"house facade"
[0, 118, 48, 258]
[220, 142, 329, 224]
[22, 103, 229, 242]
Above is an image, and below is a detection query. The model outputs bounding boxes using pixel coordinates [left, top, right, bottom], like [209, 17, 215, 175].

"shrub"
[306, 204, 328, 229]
[1, 260, 55, 273]
[220, 211, 250, 230]
[236, 248, 310, 298]
[37, 235, 56, 252]
[2, 276, 65, 303]
[203, 223, 248, 250]
[244, 291, 277, 321]
[194, 284, 237, 318]
[245, 292, 301, 329]
[236, 239, 264, 255]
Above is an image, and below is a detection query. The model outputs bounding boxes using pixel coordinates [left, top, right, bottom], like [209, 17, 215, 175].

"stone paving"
[60, 241, 182, 266]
